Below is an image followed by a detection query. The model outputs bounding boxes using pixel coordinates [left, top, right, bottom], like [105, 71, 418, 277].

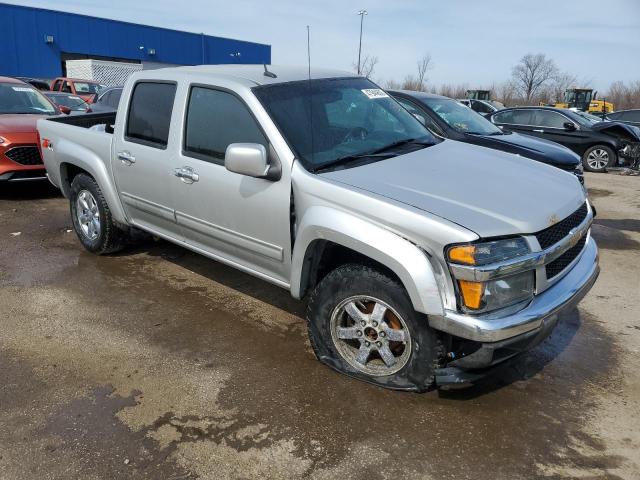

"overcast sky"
[7, 0, 640, 91]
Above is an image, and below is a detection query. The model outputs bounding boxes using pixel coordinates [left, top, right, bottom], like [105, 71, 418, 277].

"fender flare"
[290, 206, 444, 316]
[57, 138, 128, 225]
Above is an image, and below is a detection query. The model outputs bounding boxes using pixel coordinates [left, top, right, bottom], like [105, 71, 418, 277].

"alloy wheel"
[330, 296, 412, 376]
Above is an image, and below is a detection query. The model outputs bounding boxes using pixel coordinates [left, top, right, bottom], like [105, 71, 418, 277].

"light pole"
[357, 9, 367, 75]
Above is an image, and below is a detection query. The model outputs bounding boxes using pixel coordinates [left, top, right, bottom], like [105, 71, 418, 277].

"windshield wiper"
[314, 152, 394, 173]
[369, 137, 434, 154]
[314, 138, 434, 173]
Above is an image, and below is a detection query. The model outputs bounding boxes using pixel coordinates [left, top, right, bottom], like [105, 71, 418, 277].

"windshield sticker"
[12, 87, 34, 92]
[361, 88, 389, 99]
[69, 96, 81, 100]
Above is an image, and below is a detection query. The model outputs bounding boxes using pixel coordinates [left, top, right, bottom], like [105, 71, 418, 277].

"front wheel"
[306, 264, 442, 391]
[582, 145, 615, 172]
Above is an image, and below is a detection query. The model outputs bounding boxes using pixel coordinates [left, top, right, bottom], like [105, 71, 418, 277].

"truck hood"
[320, 140, 586, 238]
[0, 114, 49, 133]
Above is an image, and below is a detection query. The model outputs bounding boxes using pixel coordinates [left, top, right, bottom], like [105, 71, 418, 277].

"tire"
[582, 145, 615, 172]
[69, 173, 126, 254]
[306, 264, 443, 392]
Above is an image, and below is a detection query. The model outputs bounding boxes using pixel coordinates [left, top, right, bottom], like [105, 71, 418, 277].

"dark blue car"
[389, 90, 583, 183]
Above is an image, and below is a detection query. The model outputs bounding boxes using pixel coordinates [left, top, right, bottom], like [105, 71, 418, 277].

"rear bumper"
[430, 237, 599, 343]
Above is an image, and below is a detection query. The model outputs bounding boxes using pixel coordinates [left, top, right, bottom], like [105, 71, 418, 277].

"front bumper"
[430, 236, 599, 343]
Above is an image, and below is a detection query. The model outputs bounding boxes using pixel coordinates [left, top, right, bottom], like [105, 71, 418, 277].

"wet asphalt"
[1, 173, 639, 479]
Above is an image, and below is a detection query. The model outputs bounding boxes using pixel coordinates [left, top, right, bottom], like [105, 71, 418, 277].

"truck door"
[171, 85, 292, 286]
[112, 80, 181, 240]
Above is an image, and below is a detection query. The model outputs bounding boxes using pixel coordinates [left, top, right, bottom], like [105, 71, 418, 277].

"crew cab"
[38, 66, 599, 390]
[50, 77, 104, 103]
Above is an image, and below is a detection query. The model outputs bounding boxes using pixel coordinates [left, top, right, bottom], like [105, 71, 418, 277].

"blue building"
[0, 3, 271, 79]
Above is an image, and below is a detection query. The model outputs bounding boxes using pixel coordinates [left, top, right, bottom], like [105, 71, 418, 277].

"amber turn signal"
[448, 245, 476, 265]
[458, 280, 484, 310]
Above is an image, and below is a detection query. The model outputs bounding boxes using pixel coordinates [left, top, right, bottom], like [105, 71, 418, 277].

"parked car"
[50, 77, 105, 103]
[15, 77, 51, 91]
[1, 76, 58, 182]
[38, 65, 598, 390]
[87, 86, 123, 113]
[458, 98, 504, 116]
[605, 109, 640, 128]
[44, 91, 91, 115]
[389, 90, 583, 183]
[488, 106, 640, 172]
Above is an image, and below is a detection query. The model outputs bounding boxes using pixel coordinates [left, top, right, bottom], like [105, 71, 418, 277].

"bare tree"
[416, 54, 433, 89]
[353, 54, 379, 79]
[606, 80, 640, 110]
[548, 71, 578, 104]
[401, 75, 426, 92]
[511, 53, 558, 103]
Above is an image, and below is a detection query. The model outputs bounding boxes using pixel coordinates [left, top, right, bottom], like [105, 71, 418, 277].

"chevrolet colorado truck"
[37, 65, 599, 391]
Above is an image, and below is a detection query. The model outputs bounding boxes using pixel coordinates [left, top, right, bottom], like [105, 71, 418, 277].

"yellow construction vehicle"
[554, 88, 614, 115]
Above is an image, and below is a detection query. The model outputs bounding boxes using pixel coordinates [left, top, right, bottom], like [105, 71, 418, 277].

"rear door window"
[493, 109, 533, 125]
[532, 110, 567, 128]
[183, 86, 267, 164]
[125, 82, 177, 148]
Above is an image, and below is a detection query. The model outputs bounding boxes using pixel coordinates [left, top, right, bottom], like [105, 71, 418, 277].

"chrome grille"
[534, 203, 588, 250]
[5, 146, 43, 165]
[546, 235, 587, 279]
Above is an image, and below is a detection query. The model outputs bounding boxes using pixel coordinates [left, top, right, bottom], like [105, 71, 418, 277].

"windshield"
[0, 83, 57, 115]
[253, 77, 436, 170]
[74, 82, 101, 94]
[565, 109, 602, 127]
[420, 97, 503, 135]
[565, 90, 592, 107]
[45, 93, 88, 111]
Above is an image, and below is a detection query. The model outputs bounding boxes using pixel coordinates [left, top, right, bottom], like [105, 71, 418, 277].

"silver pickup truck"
[37, 65, 599, 391]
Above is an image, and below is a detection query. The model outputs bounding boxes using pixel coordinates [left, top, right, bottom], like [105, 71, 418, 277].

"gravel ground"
[0, 172, 639, 480]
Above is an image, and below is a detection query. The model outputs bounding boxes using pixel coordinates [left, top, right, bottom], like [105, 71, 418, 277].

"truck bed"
[37, 113, 116, 194]
[47, 112, 116, 133]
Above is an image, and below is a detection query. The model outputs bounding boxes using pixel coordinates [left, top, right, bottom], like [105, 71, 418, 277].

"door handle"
[533, 129, 544, 133]
[173, 167, 199, 183]
[117, 151, 136, 165]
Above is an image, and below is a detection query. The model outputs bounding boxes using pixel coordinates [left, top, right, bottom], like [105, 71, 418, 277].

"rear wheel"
[582, 145, 615, 172]
[70, 173, 126, 254]
[306, 264, 442, 391]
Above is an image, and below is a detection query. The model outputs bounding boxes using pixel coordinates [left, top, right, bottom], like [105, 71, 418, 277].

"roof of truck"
[169, 64, 355, 86]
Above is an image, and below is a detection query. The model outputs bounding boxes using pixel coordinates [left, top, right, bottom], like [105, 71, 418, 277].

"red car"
[50, 77, 104, 103]
[1, 76, 59, 182]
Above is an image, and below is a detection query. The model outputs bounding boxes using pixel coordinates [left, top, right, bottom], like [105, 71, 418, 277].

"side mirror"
[225, 143, 270, 178]
[563, 122, 577, 131]
[59, 105, 71, 115]
[412, 113, 427, 126]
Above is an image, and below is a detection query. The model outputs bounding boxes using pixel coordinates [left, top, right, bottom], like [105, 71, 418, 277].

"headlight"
[447, 238, 534, 314]
[0, 136, 6, 145]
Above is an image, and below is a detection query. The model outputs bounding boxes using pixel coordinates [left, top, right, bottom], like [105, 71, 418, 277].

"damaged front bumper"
[431, 237, 599, 386]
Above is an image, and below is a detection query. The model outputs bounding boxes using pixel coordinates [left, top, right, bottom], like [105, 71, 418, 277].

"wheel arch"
[56, 141, 128, 225]
[291, 206, 445, 316]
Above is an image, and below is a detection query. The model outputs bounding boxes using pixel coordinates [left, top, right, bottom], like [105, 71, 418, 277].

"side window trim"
[181, 83, 269, 166]
[124, 80, 177, 150]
